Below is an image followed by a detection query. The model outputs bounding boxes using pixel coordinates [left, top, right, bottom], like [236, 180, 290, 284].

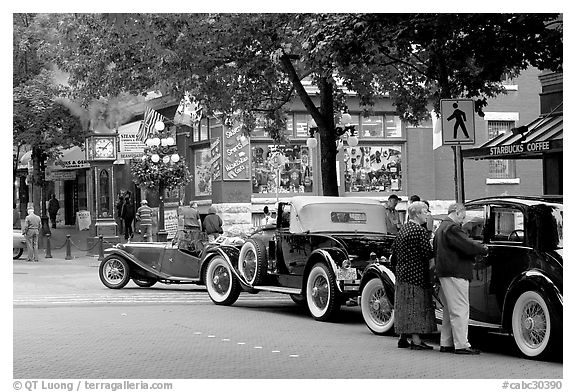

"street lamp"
[144, 120, 182, 242]
[306, 113, 357, 149]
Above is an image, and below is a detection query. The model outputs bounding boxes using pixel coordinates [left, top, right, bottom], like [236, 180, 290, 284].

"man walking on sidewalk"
[22, 207, 41, 262]
[136, 200, 154, 242]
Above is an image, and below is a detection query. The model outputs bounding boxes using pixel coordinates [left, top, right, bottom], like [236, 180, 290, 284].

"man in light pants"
[433, 203, 488, 355]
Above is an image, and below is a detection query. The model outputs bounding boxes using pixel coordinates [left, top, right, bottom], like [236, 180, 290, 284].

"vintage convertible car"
[203, 196, 395, 321]
[98, 233, 231, 289]
[13, 230, 26, 259]
[359, 196, 563, 360]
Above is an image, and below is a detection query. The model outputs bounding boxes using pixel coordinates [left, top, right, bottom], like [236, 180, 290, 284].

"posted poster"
[210, 137, 222, 182]
[164, 209, 178, 239]
[223, 126, 250, 181]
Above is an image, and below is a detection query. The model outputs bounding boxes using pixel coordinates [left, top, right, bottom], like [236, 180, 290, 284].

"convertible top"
[288, 196, 387, 234]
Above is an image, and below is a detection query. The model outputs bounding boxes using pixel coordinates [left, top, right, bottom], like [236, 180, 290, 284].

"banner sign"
[223, 125, 250, 181]
[210, 137, 222, 181]
[164, 208, 178, 239]
[118, 121, 146, 159]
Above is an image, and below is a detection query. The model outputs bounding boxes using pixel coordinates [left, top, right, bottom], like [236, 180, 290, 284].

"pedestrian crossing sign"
[440, 99, 476, 145]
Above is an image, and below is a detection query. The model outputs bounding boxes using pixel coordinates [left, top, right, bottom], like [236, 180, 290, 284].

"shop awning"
[462, 114, 563, 160]
[18, 146, 89, 170]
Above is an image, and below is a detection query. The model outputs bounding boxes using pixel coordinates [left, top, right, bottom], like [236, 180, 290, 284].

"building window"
[488, 121, 516, 179]
[251, 144, 314, 194]
[343, 145, 402, 192]
[194, 148, 212, 196]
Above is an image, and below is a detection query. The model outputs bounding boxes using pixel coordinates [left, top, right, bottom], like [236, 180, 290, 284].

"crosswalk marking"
[13, 292, 293, 306]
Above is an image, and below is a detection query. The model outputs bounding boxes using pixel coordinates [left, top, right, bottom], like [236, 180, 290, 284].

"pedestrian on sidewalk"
[13, 203, 21, 229]
[204, 205, 223, 242]
[178, 201, 202, 251]
[22, 207, 41, 262]
[48, 194, 60, 229]
[384, 194, 402, 235]
[433, 202, 489, 355]
[392, 201, 436, 350]
[115, 193, 124, 236]
[121, 195, 135, 241]
[136, 200, 154, 242]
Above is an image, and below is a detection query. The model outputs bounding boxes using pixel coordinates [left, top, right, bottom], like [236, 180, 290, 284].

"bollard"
[65, 234, 72, 260]
[98, 235, 104, 261]
[45, 234, 53, 258]
[143, 234, 148, 242]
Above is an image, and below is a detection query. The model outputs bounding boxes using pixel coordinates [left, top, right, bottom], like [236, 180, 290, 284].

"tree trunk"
[317, 78, 339, 196]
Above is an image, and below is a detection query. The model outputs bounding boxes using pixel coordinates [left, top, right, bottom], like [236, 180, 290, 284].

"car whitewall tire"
[205, 256, 241, 306]
[361, 277, 395, 335]
[306, 263, 340, 321]
[512, 290, 558, 359]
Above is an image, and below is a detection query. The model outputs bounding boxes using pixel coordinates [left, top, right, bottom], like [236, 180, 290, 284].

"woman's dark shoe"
[397, 339, 410, 349]
[454, 347, 481, 355]
[440, 346, 455, 353]
[410, 341, 434, 350]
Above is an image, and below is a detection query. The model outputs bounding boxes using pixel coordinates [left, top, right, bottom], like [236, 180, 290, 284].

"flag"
[136, 107, 166, 142]
[174, 92, 203, 127]
[432, 110, 442, 150]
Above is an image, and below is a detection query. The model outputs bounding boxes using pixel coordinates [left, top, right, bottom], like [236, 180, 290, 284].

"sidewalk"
[30, 225, 100, 264]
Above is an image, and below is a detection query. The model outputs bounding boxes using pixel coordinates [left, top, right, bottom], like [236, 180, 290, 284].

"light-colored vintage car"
[13, 230, 26, 259]
[204, 196, 395, 322]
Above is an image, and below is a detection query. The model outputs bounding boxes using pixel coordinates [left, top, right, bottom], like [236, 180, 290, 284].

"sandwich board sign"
[441, 99, 476, 145]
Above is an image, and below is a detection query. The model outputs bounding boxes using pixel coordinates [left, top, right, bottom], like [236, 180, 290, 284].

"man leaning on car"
[433, 203, 488, 355]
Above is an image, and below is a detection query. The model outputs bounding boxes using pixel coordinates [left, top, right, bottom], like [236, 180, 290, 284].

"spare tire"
[238, 238, 268, 285]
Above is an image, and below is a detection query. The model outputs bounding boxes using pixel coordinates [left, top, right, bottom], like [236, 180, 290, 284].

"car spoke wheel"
[512, 290, 558, 359]
[132, 278, 157, 288]
[361, 277, 395, 335]
[99, 257, 131, 289]
[238, 239, 268, 285]
[13, 248, 23, 260]
[306, 263, 340, 321]
[205, 256, 241, 306]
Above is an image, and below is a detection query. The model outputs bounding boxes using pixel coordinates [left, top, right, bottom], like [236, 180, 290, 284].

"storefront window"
[343, 145, 402, 192]
[359, 115, 384, 138]
[200, 118, 209, 141]
[251, 115, 267, 138]
[194, 148, 213, 196]
[294, 114, 311, 138]
[209, 117, 223, 137]
[251, 144, 314, 194]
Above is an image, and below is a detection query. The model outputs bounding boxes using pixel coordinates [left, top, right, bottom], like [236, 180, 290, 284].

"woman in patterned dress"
[391, 201, 436, 350]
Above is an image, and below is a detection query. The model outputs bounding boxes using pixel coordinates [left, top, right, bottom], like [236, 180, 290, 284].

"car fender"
[202, 245, 254, 290]
[501, 269, 563, 331]
[303, 248, 348, 293]
[103, 247, 165, 278]
[359, 263, 396, 304]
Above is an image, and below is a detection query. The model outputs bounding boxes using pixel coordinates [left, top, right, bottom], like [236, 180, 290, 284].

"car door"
[159, 243, 201, 279]
[462, 204, 491, 324]
[483, 203, 531, 325]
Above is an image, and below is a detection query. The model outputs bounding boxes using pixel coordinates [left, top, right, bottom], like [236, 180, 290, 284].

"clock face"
[94, 138, 115, 159]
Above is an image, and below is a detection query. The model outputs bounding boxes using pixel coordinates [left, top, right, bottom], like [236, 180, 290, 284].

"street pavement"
[11, 225, 564, 382]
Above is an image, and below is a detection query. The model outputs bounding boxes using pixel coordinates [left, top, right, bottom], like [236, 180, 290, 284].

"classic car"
[98, 232, 224, 289]
[203, 196, 395, 321]
[359, 196, 563, 360]
[13, 230, 26, 259]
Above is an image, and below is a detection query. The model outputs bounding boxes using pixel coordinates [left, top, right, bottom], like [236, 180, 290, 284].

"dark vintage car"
[14, 230, 26, 260]
[98, 233, 237, 289]
[203, 196, 395, 321]
[360, 196, 563, 360]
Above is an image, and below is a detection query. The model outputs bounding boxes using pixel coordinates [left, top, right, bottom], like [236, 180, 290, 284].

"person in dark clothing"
[121, 196, 135, 240]
[392, 201, 436, 350]
[203, 205, 223, 242]
[48, 194, 60, 229]
[115, 194, 124, 236]
[433, 203, 489, 355]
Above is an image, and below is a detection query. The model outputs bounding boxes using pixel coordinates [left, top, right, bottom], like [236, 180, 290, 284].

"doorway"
[64, 180, 78, 225]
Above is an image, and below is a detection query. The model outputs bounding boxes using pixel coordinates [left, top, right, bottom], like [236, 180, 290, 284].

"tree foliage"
[46, 13, 562, 196]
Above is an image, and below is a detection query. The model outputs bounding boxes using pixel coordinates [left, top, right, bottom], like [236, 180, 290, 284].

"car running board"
[252, 286, 301, 295]
[434, 309, 501, 329]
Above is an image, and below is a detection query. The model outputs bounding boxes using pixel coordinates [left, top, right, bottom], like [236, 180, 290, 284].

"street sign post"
[441, 99, 475, 145]
[440, 99, 476, 203]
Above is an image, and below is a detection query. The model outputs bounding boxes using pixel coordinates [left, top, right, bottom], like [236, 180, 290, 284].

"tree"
[13, 13, 87, 227]
[48, 13, 562, 197]
[13, 70, 84, 218]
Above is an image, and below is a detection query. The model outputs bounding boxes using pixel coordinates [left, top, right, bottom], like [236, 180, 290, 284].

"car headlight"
[342, 259, 351, 269]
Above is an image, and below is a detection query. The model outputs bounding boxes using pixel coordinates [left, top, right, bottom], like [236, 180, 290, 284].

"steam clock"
[86, 132, 121, 246]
